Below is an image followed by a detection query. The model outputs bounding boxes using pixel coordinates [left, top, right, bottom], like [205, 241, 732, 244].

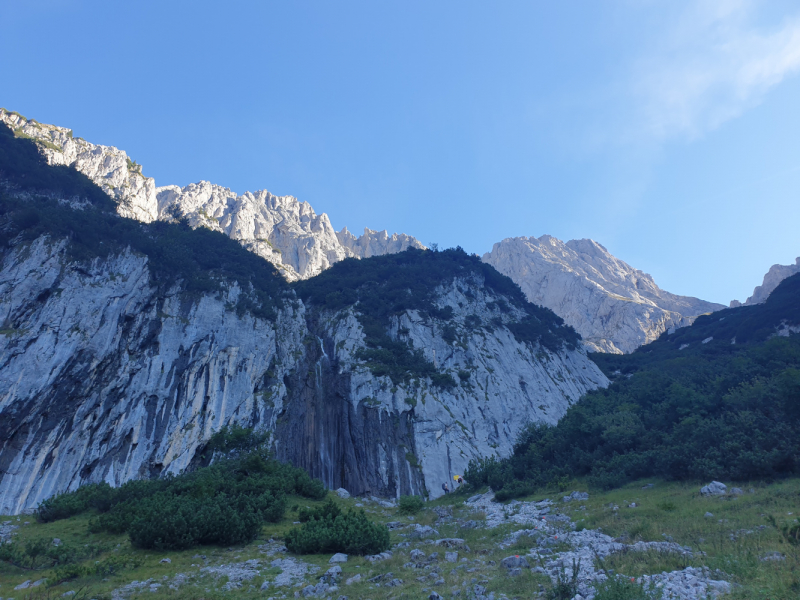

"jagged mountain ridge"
[0, 126, 607, 513]
[483, 236, 725, 354]
[1, 108, 727, 353]
[730, 257, 800, 307]
[0, 108, 423, 281]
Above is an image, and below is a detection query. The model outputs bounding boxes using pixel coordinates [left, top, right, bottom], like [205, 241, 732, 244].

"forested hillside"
[467, 274, 800, 499]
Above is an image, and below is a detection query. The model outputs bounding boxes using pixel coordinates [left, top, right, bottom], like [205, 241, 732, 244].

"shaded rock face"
[0, 233, 607, 513]
[731, 257, 800, 307]
[483, 236, 724, 354]
[0, 237, 304, 514]
[0, 109, 423, 282]
[0, 110, 158, 222]
[274, 337, 424, 498]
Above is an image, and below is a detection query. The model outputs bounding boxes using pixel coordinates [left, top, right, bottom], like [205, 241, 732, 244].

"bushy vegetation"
[293, 246, 578, 387]
[204, 423, 270, 455]
[0, 122, 288, 320]
[285, 499, 390, 555]
[397, 494, 425, 515]
[467, 276, 800, 499]
[593, 271, 800, 373]
[37, 446, 326, 550]
[0, 536, 106, 571]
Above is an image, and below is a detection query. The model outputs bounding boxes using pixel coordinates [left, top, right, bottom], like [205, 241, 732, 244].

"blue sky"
[2, 0, 799, 304]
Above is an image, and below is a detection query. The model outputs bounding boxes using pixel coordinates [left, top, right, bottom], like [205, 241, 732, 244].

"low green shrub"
[128, 492, 272, 549]
[285, 502, 389, 555]
[397, 494, 424, 515]
[0, 538, 104, 571]
[298, 498, 340, 523]
[36, 442, 326, 550]
[38, 482, 115, 522]
[52, 552, 142, 583]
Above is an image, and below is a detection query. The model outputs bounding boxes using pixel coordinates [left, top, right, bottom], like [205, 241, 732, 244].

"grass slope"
[2, 478, 800, 599]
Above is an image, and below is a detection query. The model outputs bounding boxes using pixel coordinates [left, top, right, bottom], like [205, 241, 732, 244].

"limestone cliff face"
[0, 109, 423, 281]
[730, 258, 800, 307]
[280, 275, 607, 500]
[483, 236, 725, 354]
[0, 229, 606, 514]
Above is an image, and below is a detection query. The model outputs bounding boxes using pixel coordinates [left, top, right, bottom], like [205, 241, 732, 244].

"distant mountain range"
[4, 108, 795, 356]
[1, 109, 798, 515]
[483, 236, 725, 354]
[0, 109, 423, 282]
[0, 123, 609, 511]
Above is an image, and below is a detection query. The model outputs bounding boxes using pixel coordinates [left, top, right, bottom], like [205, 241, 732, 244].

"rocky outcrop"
[0, 109, 423, 281]
[156, 181, 347, 281]
[0, 228, 606, 514]
[0, 110, 158, 222]
[730, 257, 800, 307]
[281, 276, 608, 500]
[336, 227, 422, 260]
[156, 183, 425, 281]
[483, 236, 725, 354]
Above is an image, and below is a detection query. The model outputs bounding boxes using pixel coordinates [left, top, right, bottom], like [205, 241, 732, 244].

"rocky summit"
[0, 109, 424, 282]
[730, 257, 800, 307]
[1, 108, 727, 355]
[483, 236, 725, 354]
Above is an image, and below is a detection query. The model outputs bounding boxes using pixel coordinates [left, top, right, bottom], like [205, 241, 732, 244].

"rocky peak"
[336, 226, 423, 259]
[0, 108, 158, 222]
[730, 257, 800, 307]
[0, 108, 423, 281]
[483, 235, 725, 354]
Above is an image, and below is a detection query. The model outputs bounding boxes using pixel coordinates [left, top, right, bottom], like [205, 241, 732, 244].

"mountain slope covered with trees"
[467, 274, 800, 499]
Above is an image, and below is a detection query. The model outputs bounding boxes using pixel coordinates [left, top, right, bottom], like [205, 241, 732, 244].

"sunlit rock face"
[730, 258, 800, 307]
[0, 232, 606, 514]
[0, 109, 424, 282]
[336, 227, 423, 260]
[483, 236, 725, 354]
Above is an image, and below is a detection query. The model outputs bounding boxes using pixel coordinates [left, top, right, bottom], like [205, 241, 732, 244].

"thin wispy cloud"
[633, 0, 800, 141]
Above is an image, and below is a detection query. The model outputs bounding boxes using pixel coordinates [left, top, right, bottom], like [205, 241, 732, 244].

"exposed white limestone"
[337, 226, 423, 260]
[319, 275, 608, 499]
[0, 236, 307, 514]
[0, 233, 606, 513]
[0, 109, 158, 222]
[483, 236, 724, 354]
